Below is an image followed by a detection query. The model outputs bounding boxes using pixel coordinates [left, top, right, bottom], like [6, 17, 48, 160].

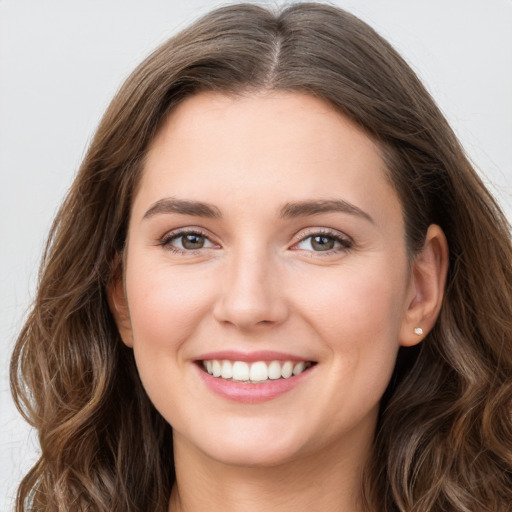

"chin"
[203, 439, 303, 468]
[181, 419, 311, 468]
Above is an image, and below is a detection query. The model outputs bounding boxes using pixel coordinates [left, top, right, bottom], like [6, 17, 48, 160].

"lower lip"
[195, 363, 315, 403]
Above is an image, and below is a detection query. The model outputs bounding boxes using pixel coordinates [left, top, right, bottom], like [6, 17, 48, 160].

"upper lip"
[195, 350, 315, 363]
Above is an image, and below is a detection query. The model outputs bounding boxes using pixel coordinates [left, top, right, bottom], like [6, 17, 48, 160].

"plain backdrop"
[1, 0, 511, 509]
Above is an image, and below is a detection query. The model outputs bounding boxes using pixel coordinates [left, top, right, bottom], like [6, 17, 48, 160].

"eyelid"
[157, 226, 352, 254]
[294, 227, 352, 242]
[159, 227, 220, 252]
[291, 227, 353, 253]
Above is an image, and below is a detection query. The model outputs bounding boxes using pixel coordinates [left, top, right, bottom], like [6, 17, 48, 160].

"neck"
[168, 430, 373, 512]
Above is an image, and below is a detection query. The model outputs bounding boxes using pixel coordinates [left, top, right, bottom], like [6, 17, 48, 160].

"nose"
[213, 246, 289, 331]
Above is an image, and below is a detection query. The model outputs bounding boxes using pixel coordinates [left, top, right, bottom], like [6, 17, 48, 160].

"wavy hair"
[11, 3, 512, 511]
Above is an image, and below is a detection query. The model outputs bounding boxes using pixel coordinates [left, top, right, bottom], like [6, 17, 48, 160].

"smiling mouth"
[199, 359, 316, 383]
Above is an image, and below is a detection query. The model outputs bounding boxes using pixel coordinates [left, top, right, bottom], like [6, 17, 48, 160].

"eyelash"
[292, 229, 353, 255]
[159, 229, 216, 255]
[159, 228, 353, 256]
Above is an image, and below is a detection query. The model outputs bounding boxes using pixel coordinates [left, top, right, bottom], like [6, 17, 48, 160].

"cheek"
[310, 263, 405, 366]
[298, 258, 407, 342]
[293, 255, 408, 412]
[123, 260, 219, 425]
[125, 260, 215, 360]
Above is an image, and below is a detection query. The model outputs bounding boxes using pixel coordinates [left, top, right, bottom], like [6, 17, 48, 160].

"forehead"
[135, 91, 400, 225]
[147, 91, 381, 169]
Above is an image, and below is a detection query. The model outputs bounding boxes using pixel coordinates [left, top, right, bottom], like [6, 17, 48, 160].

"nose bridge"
[213, 240, 287, 329]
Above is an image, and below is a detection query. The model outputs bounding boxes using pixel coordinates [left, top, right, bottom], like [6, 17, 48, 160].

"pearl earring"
[414, 327, 423, 336]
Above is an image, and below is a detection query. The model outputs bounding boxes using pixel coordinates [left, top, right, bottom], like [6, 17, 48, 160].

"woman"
[10, 3, 512, 511]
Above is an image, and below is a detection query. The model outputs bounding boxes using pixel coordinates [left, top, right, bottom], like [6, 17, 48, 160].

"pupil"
[312, 235, 334, 251]
[182, 234, 204, 249]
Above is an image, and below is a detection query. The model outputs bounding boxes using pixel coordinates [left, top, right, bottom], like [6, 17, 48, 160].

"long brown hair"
[11, 3, 512, 511]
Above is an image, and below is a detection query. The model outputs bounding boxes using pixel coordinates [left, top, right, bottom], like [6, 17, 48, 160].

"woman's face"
[115, 91, 418, 467]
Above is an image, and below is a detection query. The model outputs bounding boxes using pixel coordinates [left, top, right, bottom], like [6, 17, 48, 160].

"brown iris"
[310, 235, 335, 251]
[181, 234, 206, 250]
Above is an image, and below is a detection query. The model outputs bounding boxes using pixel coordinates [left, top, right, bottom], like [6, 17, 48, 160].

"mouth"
[198, 359, 316, 384]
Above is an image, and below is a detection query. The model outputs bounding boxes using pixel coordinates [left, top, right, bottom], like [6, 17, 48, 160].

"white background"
[1, 0, 511, 509]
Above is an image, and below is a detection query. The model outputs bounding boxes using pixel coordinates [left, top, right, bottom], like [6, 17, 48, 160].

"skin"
[110, 91, 448, 512]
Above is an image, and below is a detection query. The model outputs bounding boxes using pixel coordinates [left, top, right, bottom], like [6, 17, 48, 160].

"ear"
[107, 258, 134, 348]
[399, 224, 449, 347]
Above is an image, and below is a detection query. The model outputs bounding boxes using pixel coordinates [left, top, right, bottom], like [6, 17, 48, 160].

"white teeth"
[281, 361, 293, 379]
[268, 360, 281, 380]
[292, 361, 305, 376]
[202, 359, 312, 382]
[221, 360, 233, 379]
[249, 361, 268, 382]
[232, 361, 250, 381]
[212, 360, 222, 377]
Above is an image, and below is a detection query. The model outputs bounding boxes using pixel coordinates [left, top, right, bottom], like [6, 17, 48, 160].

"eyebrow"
[143, 198, 222, 220]
[279, 199, 374, 223]
[142, 197, 373, 224]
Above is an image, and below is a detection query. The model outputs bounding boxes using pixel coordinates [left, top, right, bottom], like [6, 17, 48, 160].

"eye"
[294, 232, 352, 253]
[161, 230, 217, 252]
